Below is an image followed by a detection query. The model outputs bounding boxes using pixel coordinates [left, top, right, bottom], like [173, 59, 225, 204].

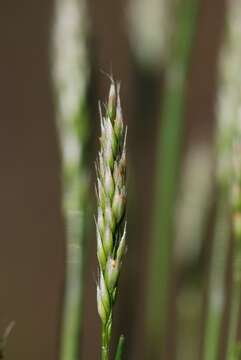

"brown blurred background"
[0, 0, 227, 359]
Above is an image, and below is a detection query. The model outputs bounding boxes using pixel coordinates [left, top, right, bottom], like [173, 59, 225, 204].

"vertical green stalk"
[204, 190, 230, 360]
[228, 271, 241, 360]
[52, 0, 89, 359]
[203, 26, 235, 354]
[0, 322, 15, 359]
[210, 1, 241, 358]
[228, 142, 241, 359]
[147, 0, 200, 356]
[114, 335, 125, 360]
[204, 35, 233, 357]
[174, 144, 213, 360]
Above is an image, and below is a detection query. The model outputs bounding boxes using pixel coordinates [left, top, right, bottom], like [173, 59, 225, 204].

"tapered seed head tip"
[108, 82, 116, 121]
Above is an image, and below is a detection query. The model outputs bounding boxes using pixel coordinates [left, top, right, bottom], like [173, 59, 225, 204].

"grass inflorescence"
[95, 80, 127, 360]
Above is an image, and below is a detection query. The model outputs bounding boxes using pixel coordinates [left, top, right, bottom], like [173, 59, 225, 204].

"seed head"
[96, 80, 127, 345]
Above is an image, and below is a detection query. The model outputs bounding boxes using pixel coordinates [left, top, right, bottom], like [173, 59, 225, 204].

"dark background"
[0, 0, 227, 359]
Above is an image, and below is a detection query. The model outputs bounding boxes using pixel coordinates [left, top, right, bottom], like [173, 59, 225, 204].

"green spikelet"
[96, 80, 127, 360]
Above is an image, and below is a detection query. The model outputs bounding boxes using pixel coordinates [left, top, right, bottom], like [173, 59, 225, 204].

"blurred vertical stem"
[208, 1, 241, 358]
[174, 144, 213, 360]
[228, 142, 241, 358]
[203, 27, 234, 354]
[0, 322, 15, 359]
[114, 335, 125, 360]
[52, 0, 89, 359]
[147, 0, 200, 356]
[228, 140, 241, 360]
[226, 2, 241, 355]
[204, 189, 230, 360]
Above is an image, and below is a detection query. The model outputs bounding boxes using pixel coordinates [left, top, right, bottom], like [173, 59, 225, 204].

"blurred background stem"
[211, 0, 241, 356]
[174, 143, 213, 360]
[114, 335, 125, 360]
[204, 190, 230, 360]
[52, 0, 90, 358]
[146, 0, 200, 357]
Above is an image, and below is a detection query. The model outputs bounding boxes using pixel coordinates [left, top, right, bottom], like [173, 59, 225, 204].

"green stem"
[60, 212, 84, 360]
[101, 325, 110, 360]
[101, 344, 109, 360]
[227, 241, 241, 359]
[59, 106, 89, 360]
[53, 0, 90, 357]
[147, 0, 200, 356]
[115, 335, 125, 360]
[204, 191, 230, 360]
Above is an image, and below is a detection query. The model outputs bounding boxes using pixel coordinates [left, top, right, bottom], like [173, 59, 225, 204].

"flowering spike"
[96, 79, 127, 358]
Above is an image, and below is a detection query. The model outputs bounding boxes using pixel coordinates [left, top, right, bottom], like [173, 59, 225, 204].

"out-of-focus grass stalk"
[206, 2, 241, 358]
[209, 1, 241, 358]
[228, 141, 241, 360]
[174, 144, 213, 360]
[0, 322, 15, 359]
[203, 23, 234, 356]
[128, 0, 174, 70]
[204, 191, 230, 360]
[228, 144, 241, 359]
[114, 335, 125, 360]
[146, 0, 200, 355]
[52, 0, 89, 359]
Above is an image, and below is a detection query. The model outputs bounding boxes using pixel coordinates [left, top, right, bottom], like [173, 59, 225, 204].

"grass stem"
[204, 191, 230, 360]
[146, 0, 200, 355]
